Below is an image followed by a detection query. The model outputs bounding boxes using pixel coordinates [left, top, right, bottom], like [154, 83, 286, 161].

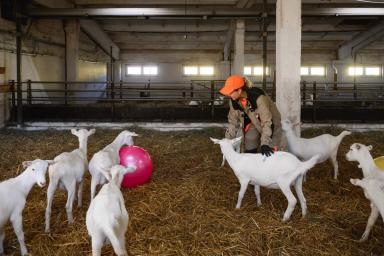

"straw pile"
[0, 127, 383, 256]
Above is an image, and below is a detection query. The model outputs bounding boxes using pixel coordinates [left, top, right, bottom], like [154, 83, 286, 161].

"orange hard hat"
[220, 75, 245, 96]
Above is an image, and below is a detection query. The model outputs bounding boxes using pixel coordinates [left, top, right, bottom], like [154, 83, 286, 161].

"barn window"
[243, 66, 269, 76]
[253, 66, 269, 76]
[199, 66, 214, 76]
[301, 66, 325, 76]
[126, 66, 141, 75]
[143, 66, 158, 76]
[184, 66, 199, 76]
[244, 66, 252, 75]
[349, 66, 382, 76]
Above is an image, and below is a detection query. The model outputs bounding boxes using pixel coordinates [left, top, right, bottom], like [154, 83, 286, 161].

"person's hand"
[261, 145, 274, 157]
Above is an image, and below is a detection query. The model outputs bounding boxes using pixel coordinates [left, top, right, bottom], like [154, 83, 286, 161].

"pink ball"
[119, 145, 153, 189]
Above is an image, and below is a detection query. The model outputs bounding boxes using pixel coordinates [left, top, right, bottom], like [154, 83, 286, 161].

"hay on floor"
[0, 127, 383, 255]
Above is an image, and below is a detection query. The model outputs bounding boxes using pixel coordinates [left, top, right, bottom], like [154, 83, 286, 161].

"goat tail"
[337, 130, 351, 141]
[297, 155, 319, 175]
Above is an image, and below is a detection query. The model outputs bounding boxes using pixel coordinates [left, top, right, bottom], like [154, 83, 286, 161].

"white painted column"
[276, 0, 302, 135]
[233, 19, 245, 75]
[219, 61, 231, 80]
[64, 20, 80, 83]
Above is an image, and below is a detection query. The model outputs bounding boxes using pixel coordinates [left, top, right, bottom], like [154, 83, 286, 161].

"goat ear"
[88, 128, 96, 135]
[350, 178, 362, 187]
[367, 145, 373, 151]
[128, 131, 139, 137]
[46, 160, 56, 166]
[22, 161, 33, 168]
[210, 137, 220, 144]
[123, 165, 136, 175]
[232, 136, 242, 145]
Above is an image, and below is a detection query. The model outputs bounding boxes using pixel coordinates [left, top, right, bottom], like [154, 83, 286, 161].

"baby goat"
[45, 128, 95, 233]
[211, 137, 318, 222]
[0, 159, 53, 255]
[89, 130, 138, 201]
[350, 177, 384, 242]
[282, 119, 351, 179]
[86, 165, 136, 256]
[347, 143, 384, 241]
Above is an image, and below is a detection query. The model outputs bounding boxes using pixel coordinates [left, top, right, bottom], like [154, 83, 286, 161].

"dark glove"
[261, 145, 274, 157]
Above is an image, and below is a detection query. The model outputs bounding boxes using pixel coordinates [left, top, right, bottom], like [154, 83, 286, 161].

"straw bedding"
[0, 127, 383, 256]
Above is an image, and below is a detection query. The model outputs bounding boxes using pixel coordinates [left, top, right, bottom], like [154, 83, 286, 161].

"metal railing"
[6, 79, 384, 123]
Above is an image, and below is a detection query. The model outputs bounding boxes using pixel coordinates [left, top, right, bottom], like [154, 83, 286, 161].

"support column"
[233, 19, 245, 75]
[64, 20, 80, 83]
[276, 0, 301, 134]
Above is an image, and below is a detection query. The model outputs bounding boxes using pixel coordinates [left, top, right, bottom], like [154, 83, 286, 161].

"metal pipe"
[16, 15, 23, 127]
[262, 0, 268, 91]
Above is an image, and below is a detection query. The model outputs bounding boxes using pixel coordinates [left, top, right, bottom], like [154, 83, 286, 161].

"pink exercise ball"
[119, 145, 153, 189]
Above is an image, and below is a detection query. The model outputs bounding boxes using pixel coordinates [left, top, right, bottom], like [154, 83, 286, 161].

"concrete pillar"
[219, 61, 231, 80]
[113, 61, 122, 83]
[233, 19, 245, 75]
[276, 0, 301, 134]
[64, 20, 80, 82]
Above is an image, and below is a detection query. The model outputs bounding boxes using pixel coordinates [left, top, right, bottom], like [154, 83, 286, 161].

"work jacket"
[225, 85, 286, 151]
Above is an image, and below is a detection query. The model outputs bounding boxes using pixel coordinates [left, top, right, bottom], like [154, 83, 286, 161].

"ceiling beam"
[26, 7, 384, 18]
[338, 20, 384, 59]
[31, 0, 120, 60]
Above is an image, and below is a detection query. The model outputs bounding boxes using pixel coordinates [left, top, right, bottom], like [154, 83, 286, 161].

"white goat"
[86, 165, 136, 256]
[346, 143, 384, 241]
[89, 130, 138, 201]
[281, 119, 351, 180]
[45, 128, 95, 233]
[346, 143, 384, 180]
[211, 137, 319, 222]
[350, 177, 384, 242]
[0, 159, 53, 256]
[221, 125, 243, 167]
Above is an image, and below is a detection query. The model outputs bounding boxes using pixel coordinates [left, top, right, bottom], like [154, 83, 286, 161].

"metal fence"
[6, 79, 384, 123]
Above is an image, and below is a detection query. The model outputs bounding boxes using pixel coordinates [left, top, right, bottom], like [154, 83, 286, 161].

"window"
[243, 66, 269, 76]
[199, 66, 214, 76]
[300, 67, 309, 76]
[126, 66, 141, 75]
[143, 66, 158, 75]
[244, 66, 252, 76]
[126, 65, 158, 76]
[184, 65, 214, 76]
[301, 66, 326, 76]
[348, 66, 381, 76]
[184, 66, 198, 76]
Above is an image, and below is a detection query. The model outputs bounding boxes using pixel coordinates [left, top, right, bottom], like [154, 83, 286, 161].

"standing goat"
[350, 177, 384, 242]
[89, 130, 138, 201]
[281, 119, 351, 180]
[211, 137, 318, 222]
[0, 159, 53, 256]
[86, 165, 136, 256]
[346, 143, 384, 241]
[45, 128, 95, 233]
